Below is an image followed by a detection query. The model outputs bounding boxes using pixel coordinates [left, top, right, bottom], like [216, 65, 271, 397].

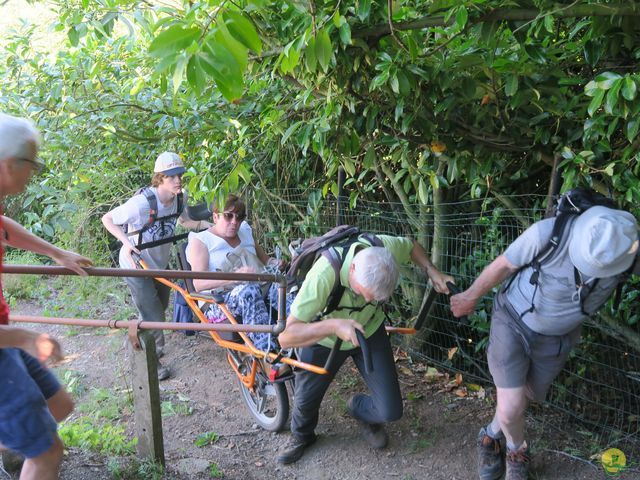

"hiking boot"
[506, 444, 530, 480]
[357, 420, 388, 449]
[157, 364, 171, 381]
[276, 434, 317, 465]
[347, 396, 388, 449]
[1, 450, 24, 473]
[477, 427, 505, 480]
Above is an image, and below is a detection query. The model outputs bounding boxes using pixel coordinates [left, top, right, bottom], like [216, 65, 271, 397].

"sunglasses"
[222, 211, 246, 222]
[18, 157, 43, 172]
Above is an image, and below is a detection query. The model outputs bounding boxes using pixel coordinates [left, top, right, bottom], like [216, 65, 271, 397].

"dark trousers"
[290, 323, 403, 441]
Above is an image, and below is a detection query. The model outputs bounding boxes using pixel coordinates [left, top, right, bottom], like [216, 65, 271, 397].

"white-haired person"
[0, 113, 92, 480]
[102, 151, 210, 381]
[450, 205, 639, 480]
[276, 236, 453, 464]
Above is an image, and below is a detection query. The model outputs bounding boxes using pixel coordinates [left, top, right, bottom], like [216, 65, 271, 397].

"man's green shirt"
[290, 235, 414, 350]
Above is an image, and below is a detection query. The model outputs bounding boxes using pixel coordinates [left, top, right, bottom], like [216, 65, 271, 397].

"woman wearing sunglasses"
[186, 194, 283, 351]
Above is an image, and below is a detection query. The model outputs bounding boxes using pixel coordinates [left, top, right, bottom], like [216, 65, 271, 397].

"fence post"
[129, 330, 165, 466]
[336, 166, 346, 227]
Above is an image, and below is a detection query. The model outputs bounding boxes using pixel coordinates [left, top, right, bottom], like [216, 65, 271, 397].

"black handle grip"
[446, 281, 469, 325]
[356, 329, 373, 375]
[446, 281, 461, 295]
[324, 338, 342, 372]
[414, 287, 438, 332]
[323, 330, 373, 374]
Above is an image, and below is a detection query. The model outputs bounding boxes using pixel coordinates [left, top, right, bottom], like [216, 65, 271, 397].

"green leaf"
[212, 24, 248, 71]
[626, 119, 639, 142]
[315, 30, 332, 73]
[172, 54, 188, 95]
[363, 146, 376, 169]
[584, 80, 599, 97]
[187, 55, 207, 95]
[604, 79, 622, 114]
[357, 0, 371, 21]
[418, 178, 428, 205]
[455, 7, 468, 29]
[595, 72, 622, 90]
[68, 27, 79, 47]
[339, 22, 352, 46]
[587, 89, 605, 117]
[622, 77, 637, 101]
[149, 25, 200, 58]
[281, 121, 301, 144]
[342, 158, 356, 176]
[305, 37, 317, 72]
[201, 41, 244, 101]
[389, 74, 399, 94]
[544, 14, 554, 33]
[505, 76, 518, 97]
[222, 10, 262, 54]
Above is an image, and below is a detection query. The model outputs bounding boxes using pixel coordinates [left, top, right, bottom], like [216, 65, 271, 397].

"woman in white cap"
[450, 205, 639, 480]
[102, 152, 209, 380]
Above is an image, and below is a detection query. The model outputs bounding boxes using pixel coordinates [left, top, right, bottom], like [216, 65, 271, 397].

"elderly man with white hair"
[451, 202, 639, 480]
[277, 235, 453, 464]
[0, 113, 92, 480]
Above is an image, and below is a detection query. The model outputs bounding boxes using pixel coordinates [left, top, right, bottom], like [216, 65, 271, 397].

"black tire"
[235, 355, 290, 432]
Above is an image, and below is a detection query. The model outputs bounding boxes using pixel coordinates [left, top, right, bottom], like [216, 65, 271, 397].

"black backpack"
[505, 186, 636, 316]
[286, 225, 383, 317]
[125, 187, 184, 248]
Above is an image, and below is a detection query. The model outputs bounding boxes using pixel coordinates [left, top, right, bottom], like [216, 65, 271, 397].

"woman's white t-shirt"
[186, 222, 256, 272]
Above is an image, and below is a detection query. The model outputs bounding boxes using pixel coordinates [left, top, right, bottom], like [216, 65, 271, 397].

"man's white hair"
[352, 247, 399, 300]
[0, 113, 41, 161]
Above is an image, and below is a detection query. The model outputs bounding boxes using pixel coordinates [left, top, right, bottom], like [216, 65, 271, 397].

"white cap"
[154, 151, 185, 176]
[569, 206, 639, 278]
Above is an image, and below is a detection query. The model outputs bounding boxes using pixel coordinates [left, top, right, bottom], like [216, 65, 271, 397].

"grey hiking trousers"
[125, 276, 171, 354]
[290, 323, 403, 441]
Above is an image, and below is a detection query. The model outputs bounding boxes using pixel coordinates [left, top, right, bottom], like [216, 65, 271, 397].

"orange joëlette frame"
[139, 259, 331, 376]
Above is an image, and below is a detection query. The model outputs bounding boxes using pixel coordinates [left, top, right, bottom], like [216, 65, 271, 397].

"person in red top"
[0, 113, 92, 480]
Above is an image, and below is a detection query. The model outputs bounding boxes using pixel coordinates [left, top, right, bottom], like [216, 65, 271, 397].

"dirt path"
[6, 302, 635, 480]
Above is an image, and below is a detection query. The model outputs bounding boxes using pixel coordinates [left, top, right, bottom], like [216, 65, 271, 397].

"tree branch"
[354, 5, 640, 40]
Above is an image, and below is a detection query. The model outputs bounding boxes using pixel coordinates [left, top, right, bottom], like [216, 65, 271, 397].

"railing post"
[336, 166, 346, 227]
[128, 329, 165, 466]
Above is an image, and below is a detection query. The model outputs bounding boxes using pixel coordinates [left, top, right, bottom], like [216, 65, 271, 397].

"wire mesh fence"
[248, 188, 640, 458]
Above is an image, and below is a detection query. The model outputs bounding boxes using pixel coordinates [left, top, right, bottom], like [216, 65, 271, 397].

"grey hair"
[0, 113, 41, 161]
[352, 247, 399, 300]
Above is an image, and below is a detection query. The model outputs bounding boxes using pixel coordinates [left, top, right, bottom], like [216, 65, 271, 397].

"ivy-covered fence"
[248, 189, 640, 458]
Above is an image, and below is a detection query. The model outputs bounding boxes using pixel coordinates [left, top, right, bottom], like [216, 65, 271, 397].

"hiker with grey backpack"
[450, 188, 639, 480]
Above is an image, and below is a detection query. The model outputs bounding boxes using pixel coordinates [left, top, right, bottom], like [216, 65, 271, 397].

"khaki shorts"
[487, 293, 581, 402]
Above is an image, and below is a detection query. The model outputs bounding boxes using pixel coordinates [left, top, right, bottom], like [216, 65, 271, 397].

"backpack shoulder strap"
[358, 233, 383, 248]
[176, 191, 184, 216]
[321, 239, 378, 316]
[140, 187, 158, 228]
[321, 247, 347, 316]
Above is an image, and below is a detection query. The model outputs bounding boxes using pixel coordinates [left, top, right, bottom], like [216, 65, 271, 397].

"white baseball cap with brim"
[154, 151, 186, 176]
[569, 206, 639, 278]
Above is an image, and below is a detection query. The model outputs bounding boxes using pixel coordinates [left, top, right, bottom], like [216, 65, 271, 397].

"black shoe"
[157, 364, 171, 381]
[276, 434, 317, 465]
[347, 396, 388, 449]
[477, 427, 505, 480]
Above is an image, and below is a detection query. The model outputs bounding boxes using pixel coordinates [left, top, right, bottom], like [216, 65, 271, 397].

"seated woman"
[186, 194, 282, 351]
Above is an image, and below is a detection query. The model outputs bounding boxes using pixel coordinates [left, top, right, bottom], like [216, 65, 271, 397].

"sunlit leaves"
[149, 25, 200, 58]
[222, 10, 262, 54]
[315, 29, 332, 73]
